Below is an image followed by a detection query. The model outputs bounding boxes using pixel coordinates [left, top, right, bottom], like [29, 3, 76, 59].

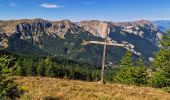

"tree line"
[12, 56, 103, 81]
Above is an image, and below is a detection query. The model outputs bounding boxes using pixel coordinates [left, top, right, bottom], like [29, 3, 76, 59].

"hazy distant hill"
[154, 20, 170, 32]
[0, 19, 163, 65]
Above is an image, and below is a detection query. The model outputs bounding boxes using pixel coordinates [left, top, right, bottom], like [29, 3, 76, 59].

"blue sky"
[0, 0, 170, 22]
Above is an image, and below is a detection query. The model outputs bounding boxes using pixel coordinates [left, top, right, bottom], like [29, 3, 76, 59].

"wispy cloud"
[40, 3, 63, 8]
[84, 0, 101, 5]
[9, 3, 16, 7]
[152, 16, 170, 20]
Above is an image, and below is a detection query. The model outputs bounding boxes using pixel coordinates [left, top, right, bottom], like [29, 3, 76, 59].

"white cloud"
[9, 3, 16, 7]
[40, 3, 63, 8]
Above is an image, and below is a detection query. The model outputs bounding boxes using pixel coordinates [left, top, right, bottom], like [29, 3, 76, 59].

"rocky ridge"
[78, 20, 162, 46]
[0, 18, 163, 64]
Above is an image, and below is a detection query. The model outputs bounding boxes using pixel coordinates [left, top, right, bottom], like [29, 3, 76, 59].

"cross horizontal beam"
[82, 40, 141, 56]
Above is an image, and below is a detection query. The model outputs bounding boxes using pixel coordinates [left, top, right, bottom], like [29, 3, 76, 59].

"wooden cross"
[82, 32, 141, 84]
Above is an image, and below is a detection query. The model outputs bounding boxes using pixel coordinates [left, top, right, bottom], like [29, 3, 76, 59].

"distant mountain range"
[154, 20, 170, 32]
[0, 19, 168, 66]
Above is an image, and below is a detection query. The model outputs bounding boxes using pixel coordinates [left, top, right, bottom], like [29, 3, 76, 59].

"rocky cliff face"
[78, 20, 110, 38]
[0, 18, 163, 65]
[0, 19, 86, 47]
[78, 20, 162, 46]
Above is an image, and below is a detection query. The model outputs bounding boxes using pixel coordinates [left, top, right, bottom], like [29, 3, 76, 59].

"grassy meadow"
[15, 76, 170, 100]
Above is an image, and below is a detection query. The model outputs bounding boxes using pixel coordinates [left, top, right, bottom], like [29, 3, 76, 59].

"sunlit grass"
[15, 76, 170, 100]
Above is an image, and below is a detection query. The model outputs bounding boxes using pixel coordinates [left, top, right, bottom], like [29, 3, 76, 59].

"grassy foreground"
[15, 77, 170, 100]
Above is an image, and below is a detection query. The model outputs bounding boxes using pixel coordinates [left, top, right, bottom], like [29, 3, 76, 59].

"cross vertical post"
[81, 28, 141, 84]
[100, 32, 107, 84]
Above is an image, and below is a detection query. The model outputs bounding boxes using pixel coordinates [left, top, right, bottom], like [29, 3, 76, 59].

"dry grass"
[15, 76, 170, 100]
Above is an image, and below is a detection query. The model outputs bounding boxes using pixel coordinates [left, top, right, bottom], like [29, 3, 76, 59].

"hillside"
[0, 19, 163, 65]
[15, 77, 170, 100]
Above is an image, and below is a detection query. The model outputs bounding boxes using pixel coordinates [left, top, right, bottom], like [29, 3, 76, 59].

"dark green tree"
[114, 52, 147, 85]
[26, 58, 37, 76]
[45, 58, 55, 77]
[114, 51, 133, 84]
[37, 59, 46, 77]
[120, 51, 133, 67]
[14, 58, 27, 76]
[0, 55, 23, 99]
[149, 70, 170, 88]
[149, 31, 170, 88]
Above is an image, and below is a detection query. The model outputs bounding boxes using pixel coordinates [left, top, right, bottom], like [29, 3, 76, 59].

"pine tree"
[114, 52, 147, 85]
[14, 59, 26, 76]
[25, 58, 37, 76]
[156, 31, 170, 68]
[120, 51, 133, 67]
[37, 59, 46, 77]
[133, 58, 148, 85]
[0, 55, 23, 99]
[150, 31, 170, 88]
[114, 51, 133, 84]
[45, 58, 55, 77]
